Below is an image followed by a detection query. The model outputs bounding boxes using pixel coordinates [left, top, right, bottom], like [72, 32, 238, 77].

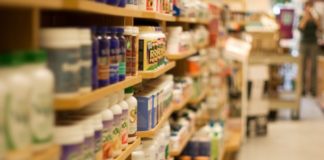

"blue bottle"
[95, 0, 107, 3]
[106, 0, 120, 6]
[107, 27, 119, 84]
[116, 27, 126, 81]
[91, 27, 99, 90]
[118, 0, 126, 7]
[96, 27, 110, 87]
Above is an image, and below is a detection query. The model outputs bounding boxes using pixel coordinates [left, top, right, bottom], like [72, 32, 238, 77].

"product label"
[118, 37, 126, 80]
[125, 35, 133, 76]
[4, 86, 31, 150]
[47, 48, 80, 94]
[60, 142, 83, 160]
[128, 104, 137, 137]
[146, 0, 154, 10]
[110, 38, 119, 84]
[31, 82, 54, 146]
[112, 114, 122, 156]
[121, 110, 128, 146]
[80, 45, 92, 89]
[102, 120, 114, 159]
[98, 37, 110, 86]
[83, 136, 95, 160]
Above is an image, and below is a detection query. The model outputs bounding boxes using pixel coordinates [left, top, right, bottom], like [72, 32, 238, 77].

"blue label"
[98, 36, 110, 87]
[110, 38, 119, 84]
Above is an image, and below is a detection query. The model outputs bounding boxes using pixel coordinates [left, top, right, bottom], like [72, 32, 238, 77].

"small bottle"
[0, 53, 32, 160]
[118, 0, 126, 7]
[40, 28, 81, 98]
[131, 27, 139, 75]
[54, 124, 85, 160]
[125, 87, 137, 143]
[79, 28, 92, 93]
[91, 27, 99, 90]
[96, 27, 111, 87]
[23, 50, 55, 151]
[81, 119, 96, 160]
[118, 90, 129, 150]
[124, 26, 133, 77]
[92, 114, 104, 160]
[107, 27, 120, 84]
[106, 0, 121, 6]
[116, 27, 126, 81]
[109, 93, 122, 158]
[101, 108, 114, 160]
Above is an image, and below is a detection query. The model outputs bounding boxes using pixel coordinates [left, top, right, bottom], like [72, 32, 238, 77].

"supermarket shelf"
[114, 138, 141, 160]
[0, 0, 63, 8]
[170, 127, 195, 156]
[64, 0, 176, 21]
[189, 88, 208, 104]
[173, 94, 191, 111]
[32, 145, 60, 160]
[176, 17, 210, 24]
[54, 76, 142, 110]
[137, 105, 174, 138]
[166, 49, 197, 60]
[269, 98, 299, 110]
[139, 61, 176, 79]
[249, 53, 301, 65]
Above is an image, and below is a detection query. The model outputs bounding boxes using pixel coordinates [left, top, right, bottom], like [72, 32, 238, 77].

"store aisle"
[238, 97, 324, 160]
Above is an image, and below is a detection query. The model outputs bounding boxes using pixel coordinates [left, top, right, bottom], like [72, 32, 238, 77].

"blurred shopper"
[299, 1, 321, 96]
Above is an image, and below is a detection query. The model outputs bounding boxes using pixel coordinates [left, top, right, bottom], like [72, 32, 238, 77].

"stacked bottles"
[55, 88, 138, 160]
[0, 51, 54, 159]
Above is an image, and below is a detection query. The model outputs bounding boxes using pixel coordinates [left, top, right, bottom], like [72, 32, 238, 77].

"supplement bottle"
[132, 27, 139, 75]
[118, 0, 126, 7]
[106, 0, 120, 6]
[108, 27, 120, 84]
[96, 27, 111, 87]
[92, 113, 104, 160]
[40, 28, 81, 98]
[124, 26, 133, 76]
[118, 90, 129, 150]
[0, 53, 32, 160]
[91, 27, 99, 90]
[125, 87, 137, 143]
[116, 27, 126, 81]
[101, 108, 114, 160]
[138, 27, 157, 71]
[79, 28, 92, 93]
[54, 124, 85, 160]
[109, 93, 123, 157]
[23, 50, 55, 151]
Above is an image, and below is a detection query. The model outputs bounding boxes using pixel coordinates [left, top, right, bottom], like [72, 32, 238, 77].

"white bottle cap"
[92, 113, 103, 130]
[110, 103, 122, 115]
[79, 28, 91, 45]
[102, 109, 114, 121]
[40, 28, 80, 49]
[80, 118, 95, 137]
[54, 124, 84, 145]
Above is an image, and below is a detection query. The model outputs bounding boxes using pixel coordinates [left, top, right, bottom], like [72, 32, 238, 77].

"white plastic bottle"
[24, 50, 55, 151]
[81, 118, 96, 160]
[125, 87, 137, 143]
[0, 53, 32, 159]
[54, 124, 85, 160]
[118, 90, 129, 150]
[101, 108, 114, 160]
[0, 79, 8, 159]
[109, 93, 123, 158]
[92, 113, 104, 160]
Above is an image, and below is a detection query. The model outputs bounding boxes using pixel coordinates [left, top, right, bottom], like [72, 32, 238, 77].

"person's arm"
[299, 12, 310, 30]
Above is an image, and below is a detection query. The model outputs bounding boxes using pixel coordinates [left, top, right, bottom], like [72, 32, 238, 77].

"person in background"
[298, 1, 321, 96]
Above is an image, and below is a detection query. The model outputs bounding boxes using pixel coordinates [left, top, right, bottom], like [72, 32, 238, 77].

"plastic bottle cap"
[0, 52, 25, 67]
[96, 26, 108, 34]
[81, 118, 95, 137]
[54, 124, 84, 145]
[40, 28, 80, 49]
[125, 87, 134, 94]
[102, 109, 114, 121]
[116, 27, 124, 34]
[79, 28, 92, 45]
[111, 104, 122, 114]
[92, 113, 103, 130]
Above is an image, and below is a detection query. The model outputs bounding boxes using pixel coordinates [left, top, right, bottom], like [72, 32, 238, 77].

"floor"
[238, 96, 324, 160]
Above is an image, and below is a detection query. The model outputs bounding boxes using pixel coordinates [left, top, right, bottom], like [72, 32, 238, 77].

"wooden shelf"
[32, 145, 60, 160]
[139, 61, 176, 79]
[54, 76, 142, 110]
[64, 0, 176, 21]
[196, 42, 209, 49]
[176, 17, 210, 24]
[173, 94, 191, 111]
[0, 0, 63, 9]
[114, 138, 141, 160]
[166, 49, 197, 60]
[137, 105, 174, 138]
[189, 88, 208, 104]
[170, 127, 195, 156]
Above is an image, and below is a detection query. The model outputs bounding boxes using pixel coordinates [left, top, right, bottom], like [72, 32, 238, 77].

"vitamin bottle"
[118, 0, 126, 7]
[96, 27, 111, 87]
[125, 87, 137, 143]
[106, 0, 120, 6]
[132, 27, 139, 75]
[108, 27, 120, 84]
[91, 27, 99, 90]
[116, 27, 126, 81]
[101, 108, 114, 160]
[81, 119, 96, 160]
[0, 53, 32, 160]
[40, 28, 80, 98]
[118, 90, 129, 150]
[79, 28, 92, 93]
[23, 50, 55, 151]
[124, 26, 133, 77]
[109, 93, 122, 157]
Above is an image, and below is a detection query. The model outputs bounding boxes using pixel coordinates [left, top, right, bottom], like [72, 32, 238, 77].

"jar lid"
[0, 51, 25, 67]
[40, 28, 80, 49]
[101, 109, 114, 121]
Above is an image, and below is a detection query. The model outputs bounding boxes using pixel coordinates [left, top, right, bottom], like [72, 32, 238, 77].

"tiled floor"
[238, 97, 324, 160]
